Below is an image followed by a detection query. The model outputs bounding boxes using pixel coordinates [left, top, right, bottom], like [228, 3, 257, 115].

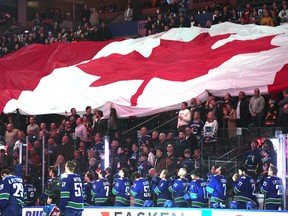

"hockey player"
[169, 168, 189, 207]
[83, 171, 95, 206]
[153, 169, 172, 207]
[91, 170, 111, 206]
[232, 166, 257, 209]
[130, 172, 152, 207]
[186, 171, 208, 208]
[59, 161, 84, 216]
[206, 166, 228, 208]
[0, 169, 24, 216]
[112, 168, 131, 206]
[260, 166, 283, 210]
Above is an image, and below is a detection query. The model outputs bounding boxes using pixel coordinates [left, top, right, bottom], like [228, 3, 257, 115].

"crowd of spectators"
[0, 87, 287, 202]
[0, 5, 113, 57]
[145, 1, 288, 34]
[2, 1, 288, 56]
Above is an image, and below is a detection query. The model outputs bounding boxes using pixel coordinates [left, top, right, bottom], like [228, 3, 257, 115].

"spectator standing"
[138, 126, 151, 147]
[74, 118, 88, 143]
[264, 99, 278, 126]
[27, 116, 40, 140]
[65, 108, 80, 132]
[154, 148, 166, 173]
[89, 8, 99, 27]
[279, 3, 288, 22]
[278, 88, 288, 116]
[249, 88, 265, 127]
[243, 140, 261, 180]
[203, 111, 218, 142]
[83, 106, 93, 126]
[189, 111, 204, 138]
[107, 108, 118, 140]
[177, 102, 191, 132]
[57, 135, 74, 161]
[236, 91, 250, 128]
[174, 131, 191, 158]
[184, 126, 198, 153]
[138, 153, 153, 178]
[80, 4, 91, 24]
[124, 4, 133, 22]
[277, 103, 288, 133]
[222, 104, 237, 139]
[92, 110, 107, 137]
[4, 123, 19, 157]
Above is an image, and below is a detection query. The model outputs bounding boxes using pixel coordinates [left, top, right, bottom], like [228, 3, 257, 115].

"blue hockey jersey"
[0, 175, 24, 215]
[233, 175, 257, 205]
[169, 178, 189, 206]
[112, 177, 131, 206]
[188, 178, 208, 208]
[58, 173, 84, 212]
[83, 181, 94, 206]
[153, 179, 172, 206]
[91, 178, 111, 205]
[206, 174, 227, 204]
[130, 178, 151, 206]
[260, 176, 283, 205]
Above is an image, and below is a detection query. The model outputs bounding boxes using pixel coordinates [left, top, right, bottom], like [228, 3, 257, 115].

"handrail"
[217, 146, 238, 160]
[148, 115, 178, 134]
[122, 114, 159, 135]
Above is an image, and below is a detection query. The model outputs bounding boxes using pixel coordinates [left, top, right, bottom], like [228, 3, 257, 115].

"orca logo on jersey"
[0, 184, 3, 190]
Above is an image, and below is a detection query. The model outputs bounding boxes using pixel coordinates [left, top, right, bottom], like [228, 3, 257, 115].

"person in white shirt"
[177, 102, 191, 131]
[203, 111, 218, 141]
[124, 4, 133, 22]
[74, 117, 88, 142]
[279, 3, 288, 22]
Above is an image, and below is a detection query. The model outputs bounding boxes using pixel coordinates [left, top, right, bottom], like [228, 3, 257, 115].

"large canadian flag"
[1, 22, 288, 117]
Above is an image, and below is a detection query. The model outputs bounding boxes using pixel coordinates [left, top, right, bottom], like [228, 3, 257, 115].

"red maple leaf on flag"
[0, 41, 111, 112]
[78, 33, 277, 106]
